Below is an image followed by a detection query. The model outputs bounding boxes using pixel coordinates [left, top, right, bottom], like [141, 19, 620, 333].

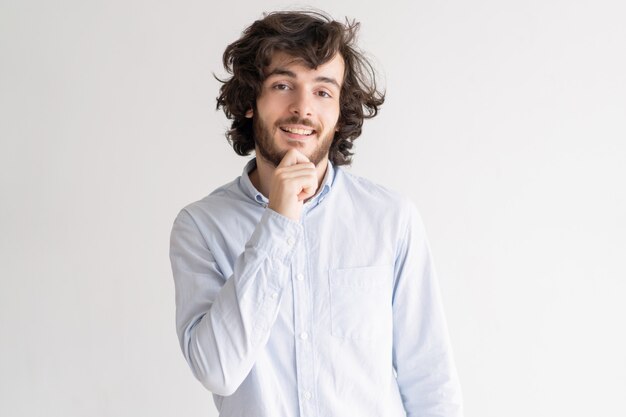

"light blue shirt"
[169, 159, 463, 417]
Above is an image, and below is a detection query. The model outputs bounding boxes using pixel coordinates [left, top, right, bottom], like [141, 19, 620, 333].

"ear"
[245, 109, 253, 118]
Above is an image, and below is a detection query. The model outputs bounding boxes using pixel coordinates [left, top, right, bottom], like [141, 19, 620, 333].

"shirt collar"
[240, 157, 335, 209]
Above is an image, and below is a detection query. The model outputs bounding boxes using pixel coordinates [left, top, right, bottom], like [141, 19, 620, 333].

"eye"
[272, 83, 291, 91]
[317, 90, 332, 98]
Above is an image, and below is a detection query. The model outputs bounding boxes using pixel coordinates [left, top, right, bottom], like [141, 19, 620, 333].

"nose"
[289, 89, 313, 117]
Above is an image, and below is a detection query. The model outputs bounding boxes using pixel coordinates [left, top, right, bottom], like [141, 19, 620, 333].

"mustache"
[277, 116, 317, 130]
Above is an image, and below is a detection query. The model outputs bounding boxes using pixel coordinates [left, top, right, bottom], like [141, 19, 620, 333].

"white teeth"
[282, 127, 313, 135]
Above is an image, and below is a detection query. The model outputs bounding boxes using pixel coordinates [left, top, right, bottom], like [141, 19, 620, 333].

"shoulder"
[174, 176, 254, 227]
[332, 168, 424, 239]
[335, 168, 416, 216]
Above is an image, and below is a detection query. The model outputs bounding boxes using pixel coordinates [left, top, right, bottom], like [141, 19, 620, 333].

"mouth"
[279, 125, 316, 139]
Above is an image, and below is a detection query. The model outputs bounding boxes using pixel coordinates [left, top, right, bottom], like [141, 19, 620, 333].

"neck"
[250, 154, 329, 200]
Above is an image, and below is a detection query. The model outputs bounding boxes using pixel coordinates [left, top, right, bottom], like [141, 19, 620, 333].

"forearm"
[171, 208, 300, 395]
[393, 203, 463, 416]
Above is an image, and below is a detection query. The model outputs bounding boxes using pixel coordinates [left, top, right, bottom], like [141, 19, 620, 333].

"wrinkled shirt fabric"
[170, 159, 463, 417]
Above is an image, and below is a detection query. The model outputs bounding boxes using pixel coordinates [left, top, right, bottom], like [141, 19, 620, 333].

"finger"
[278, 149, 311, 167]
[281, 174, 317, 192]
[295, 177, 319, 201]
[275, 164, 316, 178]
[297, 186, 317, 201]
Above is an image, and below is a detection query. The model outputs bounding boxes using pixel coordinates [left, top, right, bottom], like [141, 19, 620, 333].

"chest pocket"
[328, 264, 393, 340]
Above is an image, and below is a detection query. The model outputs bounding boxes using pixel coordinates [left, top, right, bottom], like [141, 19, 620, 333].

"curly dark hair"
[216, 10, 385, 166]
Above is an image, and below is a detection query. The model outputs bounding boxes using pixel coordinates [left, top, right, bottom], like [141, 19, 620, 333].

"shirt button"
[303, 391, 312, 400]
[287, 237, 295, 246]
[296, 273, 304, 281]
[270, 292, 278, 300]
[299, 332, 308, 340]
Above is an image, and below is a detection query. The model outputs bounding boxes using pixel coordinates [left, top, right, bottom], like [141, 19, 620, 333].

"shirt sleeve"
[392, 203, 464, 417]
[169, 207, 301, 396]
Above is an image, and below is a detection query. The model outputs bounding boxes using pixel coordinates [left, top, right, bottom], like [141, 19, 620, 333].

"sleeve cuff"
[246, 209, 303, 265]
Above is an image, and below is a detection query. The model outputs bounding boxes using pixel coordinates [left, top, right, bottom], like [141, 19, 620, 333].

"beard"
[253, 115, 335, 167]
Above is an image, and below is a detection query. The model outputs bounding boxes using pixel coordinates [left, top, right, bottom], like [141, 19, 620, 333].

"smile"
[280, 126, 315, 136]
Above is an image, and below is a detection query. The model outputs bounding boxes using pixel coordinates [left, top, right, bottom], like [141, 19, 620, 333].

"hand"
[268, 149, 318, 221]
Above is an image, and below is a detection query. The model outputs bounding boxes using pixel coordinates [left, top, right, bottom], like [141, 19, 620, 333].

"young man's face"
[250, 51, 344, 167]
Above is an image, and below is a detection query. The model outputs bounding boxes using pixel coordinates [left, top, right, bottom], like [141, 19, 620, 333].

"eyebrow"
[265, 68, 341, 90]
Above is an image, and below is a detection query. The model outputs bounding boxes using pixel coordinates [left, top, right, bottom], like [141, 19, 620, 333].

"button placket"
[292, 223, 316, 417]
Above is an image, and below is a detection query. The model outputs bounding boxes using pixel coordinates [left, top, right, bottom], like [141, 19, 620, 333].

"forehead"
[265, 51, 345, 83]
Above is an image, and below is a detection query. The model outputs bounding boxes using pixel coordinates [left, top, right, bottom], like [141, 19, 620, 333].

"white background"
[1, 0, 625, 416]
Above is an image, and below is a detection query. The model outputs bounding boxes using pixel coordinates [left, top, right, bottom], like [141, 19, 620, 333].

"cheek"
[322, 105, 341, 129]
[260, 97, 290, 119]
[325, 108, 340, 129]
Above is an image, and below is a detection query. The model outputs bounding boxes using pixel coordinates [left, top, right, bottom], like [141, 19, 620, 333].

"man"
[170, 10, 463, 417]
